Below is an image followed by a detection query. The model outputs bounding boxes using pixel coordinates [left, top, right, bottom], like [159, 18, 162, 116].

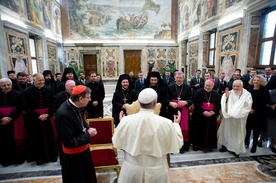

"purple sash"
[172, 99, 189, 141]
[33, 108, 58, 142]
[201, 102, 214, 111]
[0, 107, 25, 151]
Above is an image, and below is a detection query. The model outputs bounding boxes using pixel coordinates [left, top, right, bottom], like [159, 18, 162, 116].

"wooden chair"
[123, 101, 171, 167]
[124, 100, 162, 115]
[86, 117, 120, 177]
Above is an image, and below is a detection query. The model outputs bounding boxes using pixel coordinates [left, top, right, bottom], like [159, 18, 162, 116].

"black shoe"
[251, 145, 257, 153]
[36, 160, 45, 165]
[219, 145, 227, 152]
[257, 141, 262, 147]
[232, 152, 239, 157]
[179, 149, 185, 154]
[269, 146, 276, 153]
[192, 146, 198, 151]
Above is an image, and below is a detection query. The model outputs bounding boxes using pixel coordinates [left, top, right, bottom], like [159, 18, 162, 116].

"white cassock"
[218, 88, 253, 154]
[112, 108, 183, 183]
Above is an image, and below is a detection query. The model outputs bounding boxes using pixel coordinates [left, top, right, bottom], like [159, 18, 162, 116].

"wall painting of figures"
[4, 28, 30, 74]
[68, 0, 171, 40]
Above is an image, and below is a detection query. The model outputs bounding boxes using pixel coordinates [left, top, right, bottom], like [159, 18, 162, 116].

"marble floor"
[1, 82, 276, 182]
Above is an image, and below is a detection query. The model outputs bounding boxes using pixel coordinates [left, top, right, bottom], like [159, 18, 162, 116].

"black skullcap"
[42, 70, 52, 76]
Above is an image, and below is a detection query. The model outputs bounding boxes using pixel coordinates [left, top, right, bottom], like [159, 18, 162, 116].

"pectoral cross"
[123, 98, 127, 103]
[82, 127, 86, 132]
[177, 97, 181, 101]
[207, 102, 210, 106]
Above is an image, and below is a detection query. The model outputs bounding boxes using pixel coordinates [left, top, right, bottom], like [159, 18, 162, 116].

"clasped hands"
[1, 117, 12, 125]
[202, 111, 215, 117]
[170, 100, 187, 108]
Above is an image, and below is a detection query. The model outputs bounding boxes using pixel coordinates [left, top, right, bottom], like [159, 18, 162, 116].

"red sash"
[62, 144, 89, 154]
[33, 108, 58, 142]
[201, 102, 214, 111]
[171, 99, 189, 141]
[0, 107, 25, 151]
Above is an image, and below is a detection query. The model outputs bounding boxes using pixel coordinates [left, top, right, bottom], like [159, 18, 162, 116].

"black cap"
[145, 71, 163, 87]
[115, 74, 131, 91]
[42, 70, 52, 76]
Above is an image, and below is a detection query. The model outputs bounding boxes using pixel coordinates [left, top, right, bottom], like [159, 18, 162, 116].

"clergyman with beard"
[217, 80, 252, 157]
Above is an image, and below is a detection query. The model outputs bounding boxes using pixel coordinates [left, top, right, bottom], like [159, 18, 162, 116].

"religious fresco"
[4, 28, 30, 74]
[189, 41, 198, 57]
[47, 42, 57, 75]
[179, 0, 248, 33]
[42, 0, 52, 30]
[217, 26, 242, 81]
[0, 0, 61, 34]
[220, 55, 235, 81]
[68, 0, 172, 39]
[26, 0, 43, 26]
[66, 48, 79, 68]
[53, 1, 62, 35]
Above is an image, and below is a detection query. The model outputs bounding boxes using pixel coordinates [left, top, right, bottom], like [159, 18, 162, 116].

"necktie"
[221, 80, 224, 85]
[197, 78, 200, 84]
[266, 76, 269, 82]
[140, 79, 143, 84]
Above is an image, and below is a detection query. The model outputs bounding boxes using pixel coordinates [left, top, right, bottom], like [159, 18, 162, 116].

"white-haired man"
[218, 80, 253, 157]
[112, 88, 183, 183]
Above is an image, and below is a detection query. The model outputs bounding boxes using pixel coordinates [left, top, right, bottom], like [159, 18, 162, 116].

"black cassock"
[112, 88, 137, 126]
[190, 88, 221, 150]
[22, 85, 57, 164]
[0, 90, 24, 166]
[55, 101, 97, 183]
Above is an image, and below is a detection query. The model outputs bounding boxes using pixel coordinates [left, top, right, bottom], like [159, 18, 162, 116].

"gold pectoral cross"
[123, 98, 127, 103]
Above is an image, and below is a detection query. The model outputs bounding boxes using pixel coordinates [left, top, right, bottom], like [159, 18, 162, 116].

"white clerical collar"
[69, 98, 79, 108]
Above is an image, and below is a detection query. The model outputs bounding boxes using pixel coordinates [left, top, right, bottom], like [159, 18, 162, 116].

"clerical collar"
[69, 98, 79, 108]
[176, 82, 183, 87]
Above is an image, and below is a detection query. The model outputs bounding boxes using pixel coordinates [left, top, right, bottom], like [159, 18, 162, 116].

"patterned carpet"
[2, 161, 275, 183]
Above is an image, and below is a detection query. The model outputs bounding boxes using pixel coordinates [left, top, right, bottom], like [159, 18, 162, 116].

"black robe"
[12, 82, 32, 92]
[112, 88, 138, 126]
[22, 85, 57, 164]
[55, 100, 97, 183]
[54, 91, 71, 113]
[0, 90, 24, 166]
[190, 89, 221, 150]
[86, 82, 105, 118]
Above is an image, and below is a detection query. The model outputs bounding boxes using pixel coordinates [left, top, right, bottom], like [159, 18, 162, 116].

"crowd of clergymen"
[0, 65, 276, 167]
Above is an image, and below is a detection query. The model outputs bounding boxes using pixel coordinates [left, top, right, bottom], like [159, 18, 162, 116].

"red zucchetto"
[72, 85, 86, 95]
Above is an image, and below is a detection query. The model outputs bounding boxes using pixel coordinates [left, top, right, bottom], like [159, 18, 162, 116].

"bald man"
[190, 79, 221, 152]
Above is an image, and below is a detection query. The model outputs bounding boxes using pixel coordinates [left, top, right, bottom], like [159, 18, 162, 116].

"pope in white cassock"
[112, 88, 183, 183]
[218, 80, 253, 157]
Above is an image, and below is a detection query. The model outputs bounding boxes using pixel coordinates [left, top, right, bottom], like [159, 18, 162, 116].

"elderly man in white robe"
[112, 88, 183, 183]
[218, 80, 253, 157]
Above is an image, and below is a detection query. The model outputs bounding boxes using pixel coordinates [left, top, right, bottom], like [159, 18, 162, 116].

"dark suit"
[189, 77, 204, 92]
[79, 79, 89, 85]
[162, 76, 175, 88]
[135, 78, 145, 93]
[85, 82, 105, 118]
[216, 80, 227, 95]
[266, 75, 276, 90]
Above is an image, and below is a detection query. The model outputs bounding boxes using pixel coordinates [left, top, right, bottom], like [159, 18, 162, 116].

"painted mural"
[68, 0, 171, 39]
[146, 47, 178, 73]
[47, 42, 57, 74]
[4, 28, 30, 74]
[0, 0, 62, 35]
[179, 0, 247, 33]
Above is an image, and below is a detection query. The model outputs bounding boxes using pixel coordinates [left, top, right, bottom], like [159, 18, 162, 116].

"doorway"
[83, 54, 97, 79]
[124, 50, 141, 77]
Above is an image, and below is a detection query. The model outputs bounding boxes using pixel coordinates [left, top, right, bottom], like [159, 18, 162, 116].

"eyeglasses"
[82, 96, 91, 99]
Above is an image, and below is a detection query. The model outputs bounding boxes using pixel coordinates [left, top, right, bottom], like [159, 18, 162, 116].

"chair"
[123, 101, 171, 167]
[124, 100, 162, 115]
[86, 117, 120, 177]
